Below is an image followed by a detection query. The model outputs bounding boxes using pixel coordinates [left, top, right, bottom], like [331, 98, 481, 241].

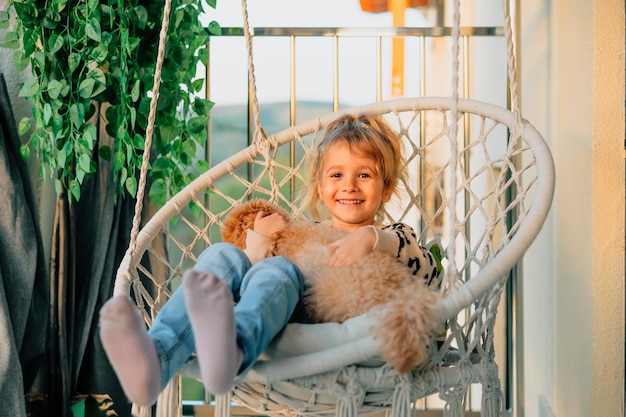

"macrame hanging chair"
[113, 0, 555, 416]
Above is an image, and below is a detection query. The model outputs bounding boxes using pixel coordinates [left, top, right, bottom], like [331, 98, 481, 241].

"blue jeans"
[147, 243, 307, 389]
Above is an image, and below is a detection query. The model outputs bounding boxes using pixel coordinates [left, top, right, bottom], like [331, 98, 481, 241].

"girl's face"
[318, 142, 391, 230]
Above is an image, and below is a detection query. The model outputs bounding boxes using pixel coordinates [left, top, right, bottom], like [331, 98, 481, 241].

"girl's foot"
[99, 295, 161, 406]
[183, 270, 243, 395]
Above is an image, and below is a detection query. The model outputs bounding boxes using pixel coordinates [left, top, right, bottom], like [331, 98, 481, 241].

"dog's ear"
[221, 199, 290, 249]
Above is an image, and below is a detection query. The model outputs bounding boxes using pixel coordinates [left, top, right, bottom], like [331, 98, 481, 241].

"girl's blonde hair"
[303, 114, 406, 220]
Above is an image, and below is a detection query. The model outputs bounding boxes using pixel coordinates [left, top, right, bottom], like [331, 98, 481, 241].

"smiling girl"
[99, 114, 440, 406]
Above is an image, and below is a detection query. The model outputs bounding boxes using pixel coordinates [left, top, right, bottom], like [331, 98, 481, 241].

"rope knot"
[253, 129, 274, 157]
[390, 374, 414, 417]
[334, 367, 364, 417]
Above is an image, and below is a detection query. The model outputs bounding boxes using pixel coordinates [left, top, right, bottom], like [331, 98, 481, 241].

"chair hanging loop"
[241, 0, 269, 149]
[501, 0, 521, 121]
[125, 0, 174, 265]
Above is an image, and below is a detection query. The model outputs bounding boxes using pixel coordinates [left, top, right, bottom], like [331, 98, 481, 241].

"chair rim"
[114, 96, 555, 313]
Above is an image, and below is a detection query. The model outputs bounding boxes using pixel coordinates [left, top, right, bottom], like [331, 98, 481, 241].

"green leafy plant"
[1, 0, 220, 205]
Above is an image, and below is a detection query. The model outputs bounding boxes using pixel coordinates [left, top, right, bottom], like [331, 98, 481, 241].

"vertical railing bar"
[246, 40, 254, 183]
[511, 1, 524, 414]
[333, 35, 339, 112]
[418, 34, 428, 411]
[204, 36, 212, 246]
[419, 34, 427, 245]
[506, 0, 522, 412]
[462, 33, 473, 413]
[463, 35, 471, 284]
[420, 35, 427, 97]
[376, 36, 383, 102]
[289, 35, 297, 127]
[289, 35, 297, 202]
[460, 36, 472, 411]
[505, 93, 518, 416]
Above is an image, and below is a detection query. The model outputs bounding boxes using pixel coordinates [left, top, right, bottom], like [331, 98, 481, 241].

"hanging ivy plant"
[0, 0, 220, 206]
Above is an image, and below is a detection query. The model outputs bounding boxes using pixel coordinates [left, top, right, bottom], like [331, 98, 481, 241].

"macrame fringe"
[481, 362, 504, 417]
[335, 368, 364, 417]
[157, 374, 182, 417]
[131, 404, 151, 417]
[443, 397, 464, 417]
[390, 375, 413, 417]
[336, 394, 361, 417]
[130, 375, 181, 417]
[482, 391, 503, 417]
[439, 368, 469, 417]
[216, 393, 232, 417]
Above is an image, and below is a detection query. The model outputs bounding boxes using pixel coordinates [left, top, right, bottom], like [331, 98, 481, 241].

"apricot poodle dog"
[221, 199, 442, 373]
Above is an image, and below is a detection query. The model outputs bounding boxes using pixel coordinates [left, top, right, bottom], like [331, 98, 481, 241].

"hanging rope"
[501, 0, 521, 122]
[241, 0, 269, 149]
[240, 0, 282, 202]
[444, 0, 461, 291]
[124, 0, 174, 268]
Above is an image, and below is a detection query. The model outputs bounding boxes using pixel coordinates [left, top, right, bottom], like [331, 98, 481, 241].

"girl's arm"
[244, 230, 274, 264]
[328, 224, 441, 288]
[374, 223, 442, 288]
[244, 211, 287, 263]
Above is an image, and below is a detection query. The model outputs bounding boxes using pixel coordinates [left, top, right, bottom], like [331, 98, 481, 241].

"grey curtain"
[0, 72, 137, 417]
[70, 138, 136, 417]
[0, 73, 49, 416]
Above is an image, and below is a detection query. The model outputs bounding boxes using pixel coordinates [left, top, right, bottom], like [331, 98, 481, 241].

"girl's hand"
[328, 226, 376, 267]
[253, 211, 287, 237]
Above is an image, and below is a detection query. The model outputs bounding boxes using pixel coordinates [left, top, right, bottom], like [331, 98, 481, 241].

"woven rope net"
[115, 96, 554, 417]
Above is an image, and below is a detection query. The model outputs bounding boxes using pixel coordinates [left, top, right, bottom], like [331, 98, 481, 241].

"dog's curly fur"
[221, 199, 441, 373]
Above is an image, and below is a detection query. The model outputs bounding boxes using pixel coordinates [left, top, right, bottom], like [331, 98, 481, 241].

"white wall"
[520, 1, 625, 417]
[518, 1, 555, 416]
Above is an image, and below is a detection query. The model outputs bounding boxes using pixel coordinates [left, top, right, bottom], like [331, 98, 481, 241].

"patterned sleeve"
[373, 223, 442, 288]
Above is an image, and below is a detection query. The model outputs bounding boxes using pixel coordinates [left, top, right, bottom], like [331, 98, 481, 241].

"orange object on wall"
[389, 0, 406, 96]
[359, 0, 429, 13]
[359, 0, 430, 97]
